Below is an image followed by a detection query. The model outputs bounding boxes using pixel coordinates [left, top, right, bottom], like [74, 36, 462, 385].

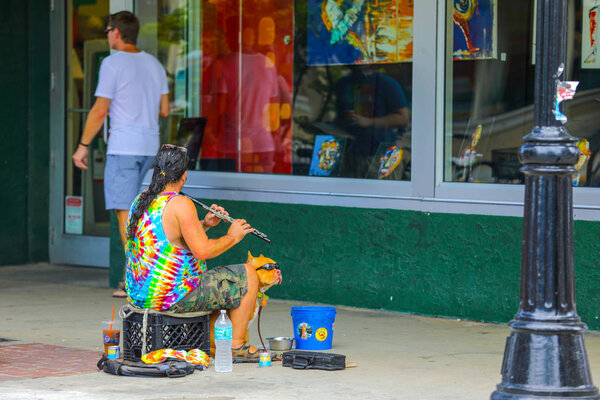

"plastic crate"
[122, 311, 210, 362]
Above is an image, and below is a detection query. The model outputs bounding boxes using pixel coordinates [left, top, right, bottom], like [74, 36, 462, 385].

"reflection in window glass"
[136, 0, 412, 179]
[445, 0, 600, 186]
[292, 2, 413, 180]
[200, 0, 294, 174]
[136, 0, 200, 147]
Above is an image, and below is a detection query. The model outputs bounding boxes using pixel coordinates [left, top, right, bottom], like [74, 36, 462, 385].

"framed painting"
[307, 0, 414, 65]
[453, 0, 497, 60]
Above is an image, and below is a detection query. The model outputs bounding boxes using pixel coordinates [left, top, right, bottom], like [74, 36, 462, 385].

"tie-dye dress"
[125, 192, 206, 311]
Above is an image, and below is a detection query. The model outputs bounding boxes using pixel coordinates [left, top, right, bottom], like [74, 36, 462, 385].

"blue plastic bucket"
[290, 306, 336, 350]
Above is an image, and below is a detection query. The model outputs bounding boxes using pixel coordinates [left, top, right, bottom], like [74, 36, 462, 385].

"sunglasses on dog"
[256, 263, 280, 271]
[161, 143, 187, 153]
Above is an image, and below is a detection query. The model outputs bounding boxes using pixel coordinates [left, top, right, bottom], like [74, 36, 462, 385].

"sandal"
[112, 281, 127, 298]
[231, 343, 260, 359]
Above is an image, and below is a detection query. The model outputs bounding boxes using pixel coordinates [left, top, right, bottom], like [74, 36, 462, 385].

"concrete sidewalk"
[1, 263, 600, 399]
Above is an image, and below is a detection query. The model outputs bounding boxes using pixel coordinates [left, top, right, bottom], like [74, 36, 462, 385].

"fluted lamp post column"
[490, 0, 599, 399]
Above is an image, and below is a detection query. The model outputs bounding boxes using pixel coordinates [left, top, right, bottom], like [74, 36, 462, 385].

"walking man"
[72, 11, 169, 297]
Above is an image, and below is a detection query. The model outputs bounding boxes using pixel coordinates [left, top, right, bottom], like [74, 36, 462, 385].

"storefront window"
[445, 0, 600, 187]
[290, 1, 413, 180]
[137, 0, 413, 180]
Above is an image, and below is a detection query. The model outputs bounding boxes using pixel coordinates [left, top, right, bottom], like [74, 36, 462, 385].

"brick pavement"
[0, 343, 102, 381]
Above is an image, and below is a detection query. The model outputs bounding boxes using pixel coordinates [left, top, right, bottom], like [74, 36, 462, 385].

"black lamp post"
[490, 1, 599, 399]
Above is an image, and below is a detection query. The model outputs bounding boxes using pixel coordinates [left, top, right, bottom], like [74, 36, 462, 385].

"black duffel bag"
[281, 350, 346, 371]
[97, 354, 195, 378]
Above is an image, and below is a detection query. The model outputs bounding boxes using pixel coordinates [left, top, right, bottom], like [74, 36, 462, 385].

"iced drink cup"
[102, 320, 120, 355]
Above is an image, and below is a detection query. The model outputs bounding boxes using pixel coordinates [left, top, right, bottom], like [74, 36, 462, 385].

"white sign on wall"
[65, 196, 83, 235]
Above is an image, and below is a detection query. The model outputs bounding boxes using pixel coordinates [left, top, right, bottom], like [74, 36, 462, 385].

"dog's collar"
[257, 292, 269, 300]
[257, 292, 269, 306]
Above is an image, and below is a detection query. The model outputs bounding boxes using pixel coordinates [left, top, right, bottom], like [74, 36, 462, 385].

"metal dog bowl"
[266, 336, 294, 351]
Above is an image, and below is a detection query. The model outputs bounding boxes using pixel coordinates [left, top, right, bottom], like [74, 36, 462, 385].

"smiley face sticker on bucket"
[315, 327, 328, 342]
[290, 306, 336, 350]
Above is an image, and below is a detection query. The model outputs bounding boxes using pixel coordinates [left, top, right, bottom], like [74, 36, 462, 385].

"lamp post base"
[491, 391, 600, 400]
[490, 391, 599, 400]
[490, 324, 600, 400]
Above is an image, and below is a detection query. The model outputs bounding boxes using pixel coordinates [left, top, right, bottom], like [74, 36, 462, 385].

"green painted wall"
[0, 1, 50, 265]
[120, 199, 596, 330]
[202, 201, 523, 323]
[0, 1, 30, 265]
[26, 0, 50, 263]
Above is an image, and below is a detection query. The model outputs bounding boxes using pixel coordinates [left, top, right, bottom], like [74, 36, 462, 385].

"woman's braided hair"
[126, 145, 189, 240]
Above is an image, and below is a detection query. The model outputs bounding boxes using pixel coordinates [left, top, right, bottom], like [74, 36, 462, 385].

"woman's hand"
[202, 204, 227, 229]
[227, 219, 254, 243]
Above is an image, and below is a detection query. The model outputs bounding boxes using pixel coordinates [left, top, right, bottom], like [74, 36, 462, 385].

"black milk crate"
[122, 311, 210, 362]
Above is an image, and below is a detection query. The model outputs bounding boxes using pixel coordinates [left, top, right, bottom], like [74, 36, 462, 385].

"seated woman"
[125, 144, 260, 358]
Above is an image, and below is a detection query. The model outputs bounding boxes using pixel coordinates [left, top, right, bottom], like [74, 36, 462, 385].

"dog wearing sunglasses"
[209, 251, 282, 357]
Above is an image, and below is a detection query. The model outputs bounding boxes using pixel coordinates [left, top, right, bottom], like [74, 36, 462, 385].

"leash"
[256, 292, 282, 361]
[256, 292, 268, 351]
[258, 304, 266, 351]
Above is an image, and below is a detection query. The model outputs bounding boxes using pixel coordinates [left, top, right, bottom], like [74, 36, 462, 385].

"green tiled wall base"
[110, 199, 600, 330]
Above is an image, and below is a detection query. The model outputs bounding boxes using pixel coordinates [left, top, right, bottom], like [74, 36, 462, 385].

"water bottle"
[214, 309, 233, 372]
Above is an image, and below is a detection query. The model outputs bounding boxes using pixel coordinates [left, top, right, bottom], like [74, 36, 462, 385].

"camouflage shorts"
[167, 264, 248, 313]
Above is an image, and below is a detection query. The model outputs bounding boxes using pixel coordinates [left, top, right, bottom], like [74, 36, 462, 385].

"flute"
[180, 192, 271, 244]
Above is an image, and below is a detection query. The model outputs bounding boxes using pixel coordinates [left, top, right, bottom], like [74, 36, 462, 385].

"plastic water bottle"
[214, 309, 233, 372]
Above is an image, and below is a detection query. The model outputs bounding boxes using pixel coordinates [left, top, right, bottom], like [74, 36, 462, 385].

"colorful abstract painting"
[453, 0, 497, 60]
[309, 135, 345, 176]
[307, 0, 414, 65]
[582, 0, 600, 69]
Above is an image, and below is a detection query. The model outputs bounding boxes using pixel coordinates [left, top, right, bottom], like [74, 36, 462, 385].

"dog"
[209, 251, 282, 357]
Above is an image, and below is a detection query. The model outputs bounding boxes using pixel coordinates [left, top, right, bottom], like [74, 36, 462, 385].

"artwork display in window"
[309, 135, 345, 176]
[453, 0, 497, 60]
[306, 0, 414, 65]
[361, 142, 410, 180]
[376, 145, 406, 179]
[573, 139, 591, 186]
[582, 0, 600, 68]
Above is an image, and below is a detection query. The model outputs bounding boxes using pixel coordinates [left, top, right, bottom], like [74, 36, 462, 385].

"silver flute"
[180, 192, 271, 243]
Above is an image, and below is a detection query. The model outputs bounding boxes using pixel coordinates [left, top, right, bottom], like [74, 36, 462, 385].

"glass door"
[49, 0, 124, 267]
[66, 0, 111, 237]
